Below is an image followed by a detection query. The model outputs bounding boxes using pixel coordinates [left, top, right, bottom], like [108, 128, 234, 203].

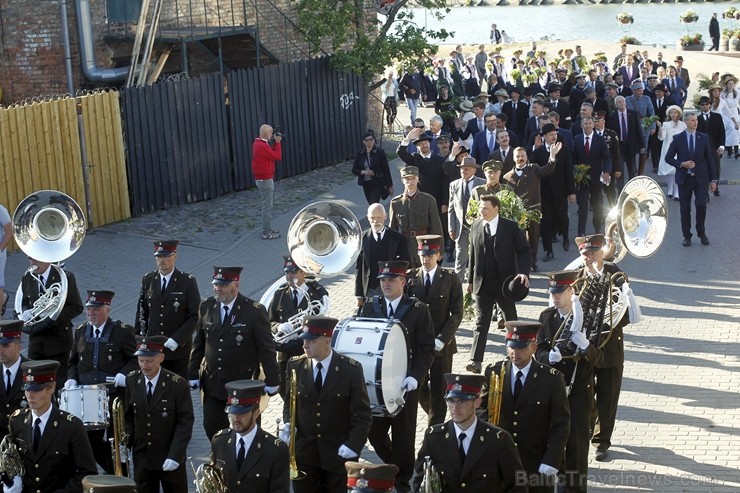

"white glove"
[402, 376, 418, 392]
[570, 330, 590, 351]
[337, 444, 358, 459]
[114, 373, 126, 387]
[279, 423, 291, 444]
[434, 338, 445, 352]
[622, 281, 642, 324]
[3, 475, 22, 493]
[164, 338, 179, 351]
[264, 385, 279, 396]
[189, 379, 199, 389]
[162, 459, 179, 471]
[548, 347, 562, 364]
[19, 310, 33, 322]
[64, 379, 77, 389]
[538, 463, 559, 477]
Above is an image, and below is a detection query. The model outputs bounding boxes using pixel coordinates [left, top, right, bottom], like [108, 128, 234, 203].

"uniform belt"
[407, 228, 428, 237]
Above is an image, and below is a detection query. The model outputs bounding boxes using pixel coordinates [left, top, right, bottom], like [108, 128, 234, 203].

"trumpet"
[109, 397, 132, 477]
[287, 369, 304, 480]
[487, 363, 506, 425]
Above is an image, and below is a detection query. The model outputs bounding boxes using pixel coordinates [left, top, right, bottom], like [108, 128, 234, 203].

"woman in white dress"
[720, 74, 740, 158]
[658, 105, 685, 200]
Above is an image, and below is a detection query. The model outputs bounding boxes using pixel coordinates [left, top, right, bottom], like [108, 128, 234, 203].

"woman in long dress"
[720, 75, 740, 158]
[658, 105, 685, 200]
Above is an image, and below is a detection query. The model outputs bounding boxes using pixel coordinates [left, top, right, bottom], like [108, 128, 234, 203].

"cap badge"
[356, 479, 369, 488]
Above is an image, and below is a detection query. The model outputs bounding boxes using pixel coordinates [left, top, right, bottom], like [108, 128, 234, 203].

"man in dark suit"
[8, 360, 97, 493]
[662, 66, 688, 108]
[457, 102, 487, 141]
[189, 266, 280, 439]
[17, 258, 83, 385]
[502, 87, 529, 137]
[674, 56, 691, 88]
[471, 113, 499, 161]
[531, 124, 576, 260]
[406, 235, 463, 427]
[211, 380, 289, 493]
[0, 321, 29, 438]
[594, 112, 622, 208]
[572, 116, 612, 235]
[649, 84, 673, 173]
[546, 83, 571, 130]
[608, 95, 643, 190]
[126, 335, 194, 493]
[652, 52, 667, 74]
[709, 13, 720, 51]
[135, 240, 200, 378]
[617, 54, 640, 84]
[358, 261, 435, 492]
[666, 111, 719, 246]
[466, 195, 531, 373]
[412, 373, 527, 493]
[523, 99, 546, 146]
[488, 130, 516, 174]
[67, 289, 138, 473]
[537, 271, 604, 493]
[480, 322, 570, 493]
[448, 158, 486, 280]
[547, 112, 574, 151]
[612, 73, 632, 98]
[697, 96, 726, 197]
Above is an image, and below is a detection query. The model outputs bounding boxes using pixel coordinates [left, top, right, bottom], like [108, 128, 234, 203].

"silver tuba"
[12, 190, 86, 325]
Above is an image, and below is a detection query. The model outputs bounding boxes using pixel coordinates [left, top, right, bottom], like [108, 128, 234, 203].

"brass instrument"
[12, 190, 86, 325]
[109, 397, 132, 477]
[189, 457, 226, 493]
[272, 279, 329, 344]
[487, 362, 506, 425]
[420, 456, 441, 493]
[287, 369, 304, 480]
[0, 435, 25, 487]
[571, 270, 629, 350]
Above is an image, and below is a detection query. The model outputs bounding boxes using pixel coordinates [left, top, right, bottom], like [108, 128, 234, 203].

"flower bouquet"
[593, 52, 608, 63]
[574, 164, 591, 189]
[680, 10, 699, 24]
[618, 35, 641, 46]
[509, 69, 522, 84]
[723, 7, 736, 20]
[496, 185, 542, 230]
[466, 198, 481, 225]
[616, 12, 634, 25]
[463, 292, 477, 321]
[641, 114, 660, 129]
[680, 33, 704, 47]
[512, 49, 523, 59]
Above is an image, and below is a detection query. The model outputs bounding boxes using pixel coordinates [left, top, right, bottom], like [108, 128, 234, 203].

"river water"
[407, 3, 736, 46]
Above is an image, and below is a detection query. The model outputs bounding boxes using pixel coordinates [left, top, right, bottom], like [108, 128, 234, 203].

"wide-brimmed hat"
[665, 105, 683, 118]
[721, 73, 738, 85]
[459, 100, 474, 112]
[502, 275, 529, 302]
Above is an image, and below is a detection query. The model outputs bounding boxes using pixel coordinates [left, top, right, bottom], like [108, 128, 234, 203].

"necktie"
[553, 101, 558, 109]
[463, 180, 471, 201]
[484, 223, 492, 240]
[161, 277, 167, 292]
[376, 232, 381, 242]
[689, 133, 694, 155]
[223, 306, 230, 325]
[704, 113, 709, 122]
[514, 370, 523, 401]
[292, 289, 299, 307]
[488, 132, 495, 150]
[38, 277, 46, 294]
[5, 369, 11, 393]
[501, 149, 506, 160]
[459, 432, 467, 463]
[478, 119, 484, 132]
[671, 79, 676, 91]
[585, 136, 590, 157]
[621, 112, 628, 141]
[388, 303, 395, 319]
[236, 437, 246, 469]
[95, 328, 101, 339]
[658, 98, 663, 108]
[314, 362, 323, 393]
[513, 103, 517, 111]
[33, 418, 41, 452]
[425, 273, 432, 295]
[147, 381, 153, 401]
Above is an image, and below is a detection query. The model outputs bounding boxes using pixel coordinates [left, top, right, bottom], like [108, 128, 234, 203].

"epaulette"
[213, 428, 230, 438]
[253, 301, 262, 309]
[274, 437, 287, 448]
[338, 354, 361, 367]
[10, 408, 27, 418]
[428, 423, 446, 434]
[170, 373, 182, 383]
[127, 369, 140, 378]
[66, 412, 76, 422]
[187, 274, 195, 279]
[549, 367, 559, 376]
[120, 322, 135, 331]
[289, 354, 308, 363]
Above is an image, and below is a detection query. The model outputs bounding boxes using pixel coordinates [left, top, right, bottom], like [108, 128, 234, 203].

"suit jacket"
[68, 318, 138, 385]
[523, 115, 542, 146]
[352, 145, 393, 188]
[9, 406, 97, 493]
[502, 100, 529, 136]
[472, 129, 497, 161]
[211, 427, 289, 493]
[389, 192, 443, 268]
[189, 293, 281, 397]
[502, 161, 556, 209]
[531, 142, 575, 200]
[411, 419, 526, 493]
[458, 117, 485, 141]
[595, 128, 622, 173]
[652, 96, 674, 122]
[545, 98, 571, 129]
[697, 111, 726, 150]
[397, 145, 449, 208]
[557, 128, 574, 151]
[665, 130, 718, 186]
[0, 355, 29, 437]
[618, 63, 640, 83]
[135, 268, 200, 362]
[405, 267, 463, 358]
[480, 359, 570, 474]
[608, 109, 644, 155]
[448, 176, 486, 239]
[354, 227, 410, 297]
[19, 267, 83, 356]
[269, 279, 328, 360]
[488, 147, 516, 175]
[125, 368, 194, 469]
[662, 77, 687, 107]
[678, 67, 691, 88]
[284, 352, 371, 471]
[571, 132, 612, 178]
[467, 217, 531, 295]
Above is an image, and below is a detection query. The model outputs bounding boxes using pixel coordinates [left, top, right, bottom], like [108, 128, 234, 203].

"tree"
[295, 0, 452, 89]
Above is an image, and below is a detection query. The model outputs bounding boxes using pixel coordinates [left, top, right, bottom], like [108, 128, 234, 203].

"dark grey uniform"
[389, 192, 443, 268]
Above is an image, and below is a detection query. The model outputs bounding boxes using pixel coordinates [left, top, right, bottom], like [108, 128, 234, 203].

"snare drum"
[59, 385, 109, 429]
[332, 317, 409, 417]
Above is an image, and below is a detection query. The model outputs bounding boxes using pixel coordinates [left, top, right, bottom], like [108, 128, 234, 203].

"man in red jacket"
[252, 124, 283, 240]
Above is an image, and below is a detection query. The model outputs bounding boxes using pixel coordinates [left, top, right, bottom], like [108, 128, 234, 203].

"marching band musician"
[16, 257, 83, 385]
[480, 321, 570, 493]
[405, 235, 463, 426]
[281, 316, 372, 493]
[573, 235, 638, 462]
[0, 321, 29, 438]
[411, 373, 527, 493]
[268, 255, 329, 397]
[345, 461, 398, 493]
[189, 266, 280, 440]
[536, 271, 604, 493]
[210, 380, 289, 493]
[357, 260, 435, 493]
[134, 240, 200, 378]
[66, 290, 138, 473]
[6, 360, 97, 493]
[125, 335, 194, 493]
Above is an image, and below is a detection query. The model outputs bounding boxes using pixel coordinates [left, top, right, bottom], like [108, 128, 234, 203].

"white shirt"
[159, 272, 173, 289]
[2, 358, 21, 389]
[454, 419, 478, 455]
[36, 265, 51, 288]
[384, 296, 402, 317]
[421, 266, 437, 284]
[372, 227, 386, 241]
[31, 404, 54, 436]
[312, 351, 333, 382]
[486, 215, 500, 236]
[145, 369, 162, 393]
[511, 358, 533, 389]
[235, 424, 259, 458]
[291, 282, 309, 305]
[221, 299, 236, 323]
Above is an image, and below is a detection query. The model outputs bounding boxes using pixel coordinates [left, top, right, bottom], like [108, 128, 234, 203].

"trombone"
[487, 363, 506, 425]
[287, 369, 305, 480]
[109, 397, 133, 477]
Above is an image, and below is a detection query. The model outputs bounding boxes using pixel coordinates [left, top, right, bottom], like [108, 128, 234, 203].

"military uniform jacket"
[411, 419, 527, 493]
[19, 268, 83, 356]
[211, 427, 289, 493]
[8, 406, 97, 493]
[68, 318, 138, 385]
[283, 352, 372, 472]
[405, 267, 463, 358]
[389, 191, 443, 267]
[134, 268, 200, 362]
[268, 280, 328, 360]
[481, 359, 570, 474]
[576, 262, 629, 368]
[358, 295, 436, 384]
[502, 161, 556, 210]
[189, 293, 280, 399]
[124, 368, 194, 469]
[0, 356, 30, 438]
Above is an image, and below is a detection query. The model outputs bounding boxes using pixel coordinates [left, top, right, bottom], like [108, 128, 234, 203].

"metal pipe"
[75, 0, 128, 81]
[60, 0, 75, 94]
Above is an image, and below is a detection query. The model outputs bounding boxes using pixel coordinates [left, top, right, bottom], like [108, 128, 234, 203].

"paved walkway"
[4, 118, 740, 491]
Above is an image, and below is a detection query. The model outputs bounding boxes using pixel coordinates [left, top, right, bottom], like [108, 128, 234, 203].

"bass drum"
[332, 317, 409, 417]
[59, 385, 109, 429]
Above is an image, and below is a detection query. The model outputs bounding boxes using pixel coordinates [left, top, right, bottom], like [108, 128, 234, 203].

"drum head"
[380, 322, 408, 415]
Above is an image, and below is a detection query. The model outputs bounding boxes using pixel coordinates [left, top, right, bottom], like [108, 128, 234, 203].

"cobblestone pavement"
[4, 105, 740, 491]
